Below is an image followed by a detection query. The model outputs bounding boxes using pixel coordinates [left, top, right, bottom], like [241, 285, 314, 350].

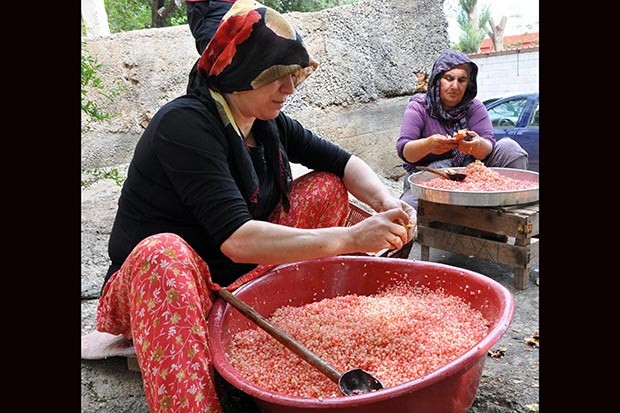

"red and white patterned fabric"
[95, 171, 349, 413]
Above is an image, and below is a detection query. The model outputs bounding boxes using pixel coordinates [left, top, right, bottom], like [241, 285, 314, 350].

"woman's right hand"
[348, 208, 412, 254]
[426, 133, 459, 155]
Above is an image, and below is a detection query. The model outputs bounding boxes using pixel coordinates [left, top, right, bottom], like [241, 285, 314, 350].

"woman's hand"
[426, 133, 459, 154]
[376, 198, 417, 241]
[348, 207, 416, 253]
[456, 130, 492, 159]
[339, 155, 417, 248]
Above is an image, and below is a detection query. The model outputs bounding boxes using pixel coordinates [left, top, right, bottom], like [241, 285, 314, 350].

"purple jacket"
[396, 95, 495, 173]
[396, 50, 496, 173]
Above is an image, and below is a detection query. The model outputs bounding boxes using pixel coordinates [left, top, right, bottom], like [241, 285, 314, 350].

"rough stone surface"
[81, 0, 539, 411]
[81, 0, 448, 179]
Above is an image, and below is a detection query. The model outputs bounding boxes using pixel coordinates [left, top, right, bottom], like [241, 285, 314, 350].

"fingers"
[386, 224, 417, 250]
[387, 234, 401, 250]
[387, 221, 410, 248]
[403, 221, 417, 242]
[373, 205, 417, 249]
[392, 201, 417, 241]
[457, 140, 475, 155]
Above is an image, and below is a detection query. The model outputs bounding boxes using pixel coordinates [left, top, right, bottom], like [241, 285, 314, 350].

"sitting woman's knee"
[490, 138, 529, 169]
[294, 170, 348, 200]
[131, 233, 195, 260]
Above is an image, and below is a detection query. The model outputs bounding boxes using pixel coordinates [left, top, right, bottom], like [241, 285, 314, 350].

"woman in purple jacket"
[396, 49, 528, 209]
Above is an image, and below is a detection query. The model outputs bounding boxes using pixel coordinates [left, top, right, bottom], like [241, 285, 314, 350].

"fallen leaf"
[525, 331, 539, 348]
[488, 347, 507, 358]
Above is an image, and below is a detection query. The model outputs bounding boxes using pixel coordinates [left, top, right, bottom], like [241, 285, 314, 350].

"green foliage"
[170, 8, 188, 26]
[105, 0, 152, 32]
[454, 30, 484, 53]
[454, 0, 490, 53]
[81, 167, 125, 187]
[103, 0, 358, 33]
[81, 44, 119, 122]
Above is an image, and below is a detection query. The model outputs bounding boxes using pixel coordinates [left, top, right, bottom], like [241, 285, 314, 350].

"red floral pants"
[96, 171, 349, 412]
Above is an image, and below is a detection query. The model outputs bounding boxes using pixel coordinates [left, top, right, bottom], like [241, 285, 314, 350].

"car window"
[488, 98, 529, 127]
[528, 102, 539, 127]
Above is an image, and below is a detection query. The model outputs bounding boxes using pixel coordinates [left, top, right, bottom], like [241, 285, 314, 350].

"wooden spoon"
[416, 166, 467, 181]
[217, 289, 384, 396]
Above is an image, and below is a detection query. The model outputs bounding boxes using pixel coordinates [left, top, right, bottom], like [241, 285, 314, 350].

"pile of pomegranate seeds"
[420, 161, 537, 191]
[226, 282, 489, 398]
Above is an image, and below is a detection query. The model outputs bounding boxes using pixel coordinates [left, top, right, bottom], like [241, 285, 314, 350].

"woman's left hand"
[379, 198, 417, 241]
[398, 199, 418, 241]
[456, 130, 491, 159]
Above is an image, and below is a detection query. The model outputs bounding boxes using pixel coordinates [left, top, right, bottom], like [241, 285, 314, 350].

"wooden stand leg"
[513, 267, 528, 290]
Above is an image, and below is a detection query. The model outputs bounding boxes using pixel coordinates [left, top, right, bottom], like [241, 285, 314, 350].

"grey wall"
[471, 48, 539, 101]
[80, 0, 539, 180]
[81, 0, 449, 179]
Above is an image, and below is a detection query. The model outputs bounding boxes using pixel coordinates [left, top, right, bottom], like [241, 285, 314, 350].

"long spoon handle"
[416, 166, 450, 179]
[217, 289, 342, 384]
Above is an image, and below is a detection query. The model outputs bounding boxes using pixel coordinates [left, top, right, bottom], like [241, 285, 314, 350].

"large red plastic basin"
[207, 256, 514, 413]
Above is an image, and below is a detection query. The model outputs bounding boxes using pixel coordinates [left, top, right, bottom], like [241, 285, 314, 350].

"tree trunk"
[488, 16, 507, 51]
[468, 1, 479, 33]
[151, 0, 163, 28]
[151, 0, 181, 28]
[81, 0, 110, 37]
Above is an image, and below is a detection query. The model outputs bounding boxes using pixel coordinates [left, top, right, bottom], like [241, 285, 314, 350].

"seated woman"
[396, 49, 528, 210]
[81, 1, 416, 412]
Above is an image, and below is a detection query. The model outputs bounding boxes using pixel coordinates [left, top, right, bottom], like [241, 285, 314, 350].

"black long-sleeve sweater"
[104, 91, 351, 288]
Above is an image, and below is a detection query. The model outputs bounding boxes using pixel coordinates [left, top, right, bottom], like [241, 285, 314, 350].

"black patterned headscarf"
[425, 49, 479, 123]
[423, 49, 479, 166]
[197, 0, 318, 93]
[192, 0, 319, 214]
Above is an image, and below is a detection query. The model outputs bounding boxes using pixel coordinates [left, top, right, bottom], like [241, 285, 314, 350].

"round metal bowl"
[408, 167, 539, 207]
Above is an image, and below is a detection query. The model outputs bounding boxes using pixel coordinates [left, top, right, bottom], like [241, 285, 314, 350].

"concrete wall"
[81, 0, 449, 181]
[80, 0, 540, 181]
[470, 48, 540, 102]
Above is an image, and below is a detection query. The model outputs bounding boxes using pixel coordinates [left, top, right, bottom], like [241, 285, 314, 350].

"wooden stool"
[417, 199, 539, 290]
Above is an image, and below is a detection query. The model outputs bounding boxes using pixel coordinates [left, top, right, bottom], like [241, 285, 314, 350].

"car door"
[486, 94, 539, 171]
[517, 99, 539, 171]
